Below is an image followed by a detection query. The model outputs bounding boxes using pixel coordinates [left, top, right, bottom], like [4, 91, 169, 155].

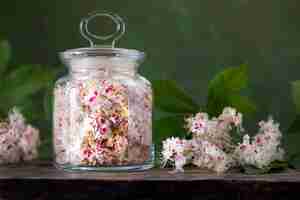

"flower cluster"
[79, 80, 130, 165]
[161, 137, 192, 172]
[54, 76, 152, 166]
[185, 107, 243, 151]
[161, 107, 285, 173]
[191, 139, 234, 173]
[234, 118, 284, 169]
[0, 108, 40, 164]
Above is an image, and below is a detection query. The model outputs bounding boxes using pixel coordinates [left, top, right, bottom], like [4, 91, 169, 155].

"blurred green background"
[0, 0, 300, 164]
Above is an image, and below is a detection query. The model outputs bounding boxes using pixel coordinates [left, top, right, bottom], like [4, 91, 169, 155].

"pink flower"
[255, 136, 262, 144]
[105, 85, 114, 94]
[239, 144, 247, 151]
[91, 116, 112, 138]
[161, 137, 191, 169]
[234, 118, 285, 169]
[173, 154, 186, 173]
[19, 125, 40, 161]
[100, 125, 108, 134]
[186, 113, 209, 135]
[110, 114, 121, 125]
[88, 91, 98, 103]
[83, 148, 93, 158]
[0, 108, 40, 164]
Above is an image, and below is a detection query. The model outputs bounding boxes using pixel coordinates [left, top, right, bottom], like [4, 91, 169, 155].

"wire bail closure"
[80, 11, 126, 48]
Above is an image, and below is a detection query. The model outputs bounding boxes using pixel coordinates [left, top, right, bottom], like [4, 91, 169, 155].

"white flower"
[220, 107, 237, 117]
[0, 108, 40, 164]
[19, 125, 40, 161]
[186, 112, 209, 136]
[161, 108, 286, 174]
[218, 107, 243, 128]
[161, 137, 192, 171]
[242, 134, 250, 145]
[0, 128, 21, 164]
[234, 118, 284, 169]
[174, 154, 187, 173]
[8, 107, 25, 124]
[185, 108, 243, 152]
[219, 107, 237, 120]
[192, 140, 233, 173]
[8, 107, 26, 136]
[0, 145, 22, 164]
[161, 137, 184, 163]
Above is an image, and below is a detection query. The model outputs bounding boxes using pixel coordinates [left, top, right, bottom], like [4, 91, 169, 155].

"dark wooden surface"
[0, 162, 299, 200]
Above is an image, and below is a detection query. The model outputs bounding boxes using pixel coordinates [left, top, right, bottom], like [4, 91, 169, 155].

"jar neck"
[70, 67, 137, 80]
[67, 57, 140, 80]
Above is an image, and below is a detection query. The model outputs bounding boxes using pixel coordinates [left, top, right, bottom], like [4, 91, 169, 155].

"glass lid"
[61, 11, 145, 60]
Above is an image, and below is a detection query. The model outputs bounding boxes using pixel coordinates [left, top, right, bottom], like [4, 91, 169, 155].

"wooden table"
[0, 162, 299, 200]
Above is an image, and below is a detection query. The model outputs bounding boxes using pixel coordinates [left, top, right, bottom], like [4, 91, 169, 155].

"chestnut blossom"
[192, 140, 234, 173]
[185, 107, 243, 152]
[185, 112, 209, 136]
[162, 107, 286, 174]
[8, 107, 26, 137]
[161, 137, 192, 172]
[218, 107, 243, 127]
[234, 118, 284, 169]
[19, 125, 40, 161]
[55, 77, 153, 167]
[0, 128, 21, 164]
[0, 108, 40, 164]
[92, 115, 112, 138]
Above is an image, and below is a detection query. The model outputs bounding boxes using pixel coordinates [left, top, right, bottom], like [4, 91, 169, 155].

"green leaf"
[286, 81, 300, 134]
[227, 95, 257, 115]
[287, 115, 300, 133]
[39, 135, 52, 160]
[0, 65, 57, 110]
[43, 82, 55, 122]
[207, 92, 227, 117]
[288, 152, 300, 164]
[287, 153, 300, 169]
[154, 115, 187, 144]
[208, 63, 248, 93]
[242, 165, 266, 175]
[0, 40, 11, 76]
[230, 128, 243, 146]
[267, 160, 289, 173]
[286, 134, 300, 168]
[207, 64, 256, 116]
[17, 97, 44, 123]
[242, 160, 289, 174]
[291, 80, 300, 114]
[153, 80, 200, 113]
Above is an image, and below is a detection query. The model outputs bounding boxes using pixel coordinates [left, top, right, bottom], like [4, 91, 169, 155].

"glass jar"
[53, 12, 153, 171]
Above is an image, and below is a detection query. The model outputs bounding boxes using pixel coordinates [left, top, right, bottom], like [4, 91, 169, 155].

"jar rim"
[60, 46, 145, 61]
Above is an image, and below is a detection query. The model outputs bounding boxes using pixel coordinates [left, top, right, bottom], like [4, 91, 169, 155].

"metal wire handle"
[80, 11, 126, 48]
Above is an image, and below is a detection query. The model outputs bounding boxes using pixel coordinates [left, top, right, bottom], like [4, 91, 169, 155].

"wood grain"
[0, 162, 299, 200]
